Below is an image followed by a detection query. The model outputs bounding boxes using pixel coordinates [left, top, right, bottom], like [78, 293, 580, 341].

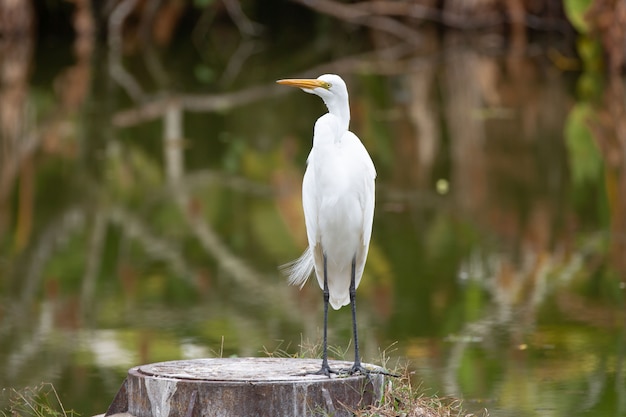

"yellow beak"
[276, 78, 331, 90]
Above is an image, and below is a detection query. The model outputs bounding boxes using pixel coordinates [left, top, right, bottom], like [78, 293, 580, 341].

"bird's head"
[277, 74, 351, 131]
[277, 74, 348, 105]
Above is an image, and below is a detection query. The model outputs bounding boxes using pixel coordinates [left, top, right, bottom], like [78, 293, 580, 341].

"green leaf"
[564, 103, 602, 185]
[193, 0, 215, 8]
[564, 0, 593, 33]
[194, 64, 215, 84]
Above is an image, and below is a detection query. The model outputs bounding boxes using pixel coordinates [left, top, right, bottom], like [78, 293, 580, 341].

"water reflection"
[0, 17, 625, 417]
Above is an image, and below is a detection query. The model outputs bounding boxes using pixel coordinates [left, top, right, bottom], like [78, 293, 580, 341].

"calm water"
[1, 25, 625, 417]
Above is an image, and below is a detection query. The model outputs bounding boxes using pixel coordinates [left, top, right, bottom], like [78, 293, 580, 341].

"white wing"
[343, 131, 376, 289]
[302, 151, 319, 251]
[280, 151, 317, 288]
[282, 115, 376, 306]
[283, 114, 339, 289]
[344, 131, 376, 242]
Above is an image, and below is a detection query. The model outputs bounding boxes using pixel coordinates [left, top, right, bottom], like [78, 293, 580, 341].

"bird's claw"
[349, 363, 370, 375]
[334, 362, 368, 376]
[339, 363, 400, 377]
[303, 364, 364, 377]
[300, 362, 398, 378]
[313, 365, 337, 377]
[298, 361, 338, 378]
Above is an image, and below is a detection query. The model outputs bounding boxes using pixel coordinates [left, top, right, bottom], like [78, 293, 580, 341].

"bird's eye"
[323, 82, 332, 89]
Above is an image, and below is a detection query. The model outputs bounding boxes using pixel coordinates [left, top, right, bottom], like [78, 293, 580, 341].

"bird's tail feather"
[280, 246, 314, 289]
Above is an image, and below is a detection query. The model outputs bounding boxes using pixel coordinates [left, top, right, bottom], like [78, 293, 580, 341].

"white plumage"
[279, 74, 376, 309]
[277, 73, 376, 375]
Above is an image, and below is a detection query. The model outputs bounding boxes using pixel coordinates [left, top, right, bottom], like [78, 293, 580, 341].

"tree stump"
[104, 357, 385, 417]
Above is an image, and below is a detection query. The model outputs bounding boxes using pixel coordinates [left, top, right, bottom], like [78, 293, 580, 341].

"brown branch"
[295, 0, 569, 32]
[353, 0, 502, 28]
[112, 41, 418, 128]
[112, 84, 278, 127]
[353, 1, 442, 20]
[108, 0, 146, 102]
[288, 0, 422, 43]
[222, 0, 264, 37]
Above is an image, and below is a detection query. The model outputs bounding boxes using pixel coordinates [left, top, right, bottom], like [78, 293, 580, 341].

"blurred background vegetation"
[1, 1, 626, 416]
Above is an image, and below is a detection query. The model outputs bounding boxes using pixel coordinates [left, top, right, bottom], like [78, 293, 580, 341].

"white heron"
[277, 74, 376, 376]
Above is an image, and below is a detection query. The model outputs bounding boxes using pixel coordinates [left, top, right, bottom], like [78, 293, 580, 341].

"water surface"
[0, 24, 625, 417]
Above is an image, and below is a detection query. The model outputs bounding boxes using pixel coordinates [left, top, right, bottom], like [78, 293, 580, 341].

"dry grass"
[353, 366, 488, 417]
[262, 338, 488, 417]
[0, 383, 78, 417]
[261, 336, 350, 361]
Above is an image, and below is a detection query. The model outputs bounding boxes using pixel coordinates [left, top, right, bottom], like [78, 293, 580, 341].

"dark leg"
[314, 253, 335, 377]
[344, 258, 399, 378]
[348, 256, 367, 375]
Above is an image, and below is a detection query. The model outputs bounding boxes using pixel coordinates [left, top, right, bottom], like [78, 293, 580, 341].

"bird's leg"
[314, 253, 335, 377]
[338, 257, 399, 377]
[347, 256, 368, 375]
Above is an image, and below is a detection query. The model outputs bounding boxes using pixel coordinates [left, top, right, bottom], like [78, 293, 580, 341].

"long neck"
[324, 96, 350, 132]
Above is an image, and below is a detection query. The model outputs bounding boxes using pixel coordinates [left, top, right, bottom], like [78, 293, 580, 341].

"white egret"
[277, 74, 376, 376]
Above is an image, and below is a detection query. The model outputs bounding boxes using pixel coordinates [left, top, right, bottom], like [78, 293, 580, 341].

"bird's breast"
[315, 170, 365, 264]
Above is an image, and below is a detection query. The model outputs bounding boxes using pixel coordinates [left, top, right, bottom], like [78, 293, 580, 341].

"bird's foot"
[339, 362, 400, 377]
[298, 360, 338, 378]
[312, 364, 338, 378]
[340, 362, 369, 376]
